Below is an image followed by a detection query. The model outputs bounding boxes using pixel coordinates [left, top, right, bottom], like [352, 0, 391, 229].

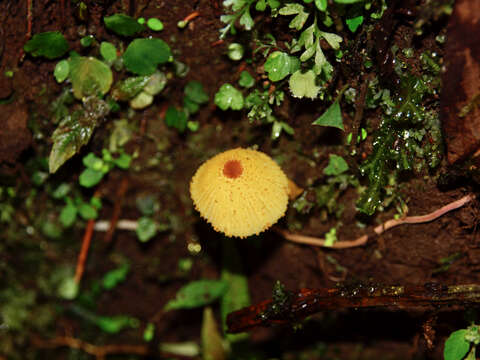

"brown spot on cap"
[223, 160, 243, 179]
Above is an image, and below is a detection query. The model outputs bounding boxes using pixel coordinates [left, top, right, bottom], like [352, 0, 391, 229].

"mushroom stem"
[279, 194, 475, 249]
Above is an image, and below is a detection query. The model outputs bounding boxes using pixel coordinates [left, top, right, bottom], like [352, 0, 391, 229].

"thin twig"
[279, 194, 475, 249]
[103, 177, 129, 243]
[31, 335, 149, 360]
[27, 0, 33, 39]
[74, 219, 95, 284]
[182, 11, 200, 23]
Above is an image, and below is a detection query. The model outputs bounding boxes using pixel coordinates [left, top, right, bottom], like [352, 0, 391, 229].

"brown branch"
[227, 283, 480, 333]
[74, 219, 95, 284]
[279, 194, 475, 249]
[31, 335, 149, 360]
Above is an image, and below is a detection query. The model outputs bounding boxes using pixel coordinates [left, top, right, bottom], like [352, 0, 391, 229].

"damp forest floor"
[1, 1, 479, 360]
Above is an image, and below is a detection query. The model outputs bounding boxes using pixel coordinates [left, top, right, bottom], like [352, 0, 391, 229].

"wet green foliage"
[444, 324, 480, 360]
[104, 14, 144, 37]
[357, 73, 443, 215]
[164, 279, 229, 311]
[49, 97, 110, 173]
[24, 31, 69, 59]
[123, 38, 171, 75]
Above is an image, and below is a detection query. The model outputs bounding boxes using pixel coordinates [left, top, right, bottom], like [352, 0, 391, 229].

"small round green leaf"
[214, 84, 244, 111]
[69, 56, 113, 99]
[79, 168, 104, 188]
[123, 38, 171, 75]
[147, 18, 164, 31]
[136, 217, 157, 242]
[54, 60, 70, 83]
[264, 51, 300, 82]
[227, 43, 244, 61]
[104, 14, 144, 36]
[100, 41, 117, 62]
[24, 31, 69, 59]
[80, 35, 94, 47]
[238, 70, 255, 88]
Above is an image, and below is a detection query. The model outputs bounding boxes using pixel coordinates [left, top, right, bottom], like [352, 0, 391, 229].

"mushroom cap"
[190, 148, 289, 238]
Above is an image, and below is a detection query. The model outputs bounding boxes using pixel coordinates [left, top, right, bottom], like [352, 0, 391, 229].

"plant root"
[278, 193, 475, 249]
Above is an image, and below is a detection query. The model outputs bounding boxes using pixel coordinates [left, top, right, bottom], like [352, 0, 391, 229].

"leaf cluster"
[45, 14, 174, 174]
[165, 81, 209, 133]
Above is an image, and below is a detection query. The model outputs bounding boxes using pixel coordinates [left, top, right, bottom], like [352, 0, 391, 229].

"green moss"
[357, 73, 443, 215]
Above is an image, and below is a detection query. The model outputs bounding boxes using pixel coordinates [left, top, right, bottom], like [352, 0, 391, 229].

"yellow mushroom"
[190, 148, 295, 238]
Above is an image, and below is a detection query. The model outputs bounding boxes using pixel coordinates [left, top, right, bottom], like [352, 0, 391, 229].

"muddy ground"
[1, 0, 479, 359]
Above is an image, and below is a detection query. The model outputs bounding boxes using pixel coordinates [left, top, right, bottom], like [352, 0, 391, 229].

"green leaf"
[83, 152, 104, 170]
[228, 43, 244, 61]
[136, 216, 157, 242]
[239, 7, 254, 30]
[49, 106, 107, 173]
[143, 72, 167, 95]
[346, 15, 364, 32]
[289, 70, 320, 99]
[79, 168, 104, 187]
[80, 35, 94, 47]
[323, 227, 337, 246]
[77, 202, 98, 219]
[95, 315, 139, 334]
[24, 31, 69, 59]
[238, 70, 255, 88]
[57, 276, 79, 300]
[147, 18, 164, 31]
[264, 51, 300, 82]
[104, 14, 144, 36]
[165, 106, 188, 132]
[312, 100, 344, 129]
[111, 76, 149, 101]
[214, 83, 244, 110]
[123, 38, 171, 75]
[143, 323, 155, 342]
[185, 81, 209, 104]
[164, 279, 229, 311]
[102, 263, 130, 290]
[113, 153, 131, 169]
[69, 56, 113, 99]
[444, 329, 470, 360]
[323, 154, 349, 175]
[256, 0, 267, 11]
[279, 3, 309, 30]
[130, 91, 153, 109]
[315, 0, 327, 11]
[59, 200, 77, 227]
[54, 60, 70, 83]
[320, 31, 343, 50]
[268, 0, 281, 8]
[100, 41, 117, 62]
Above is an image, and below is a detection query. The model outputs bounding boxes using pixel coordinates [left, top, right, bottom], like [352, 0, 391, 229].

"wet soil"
[1, 0, 479, 359]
